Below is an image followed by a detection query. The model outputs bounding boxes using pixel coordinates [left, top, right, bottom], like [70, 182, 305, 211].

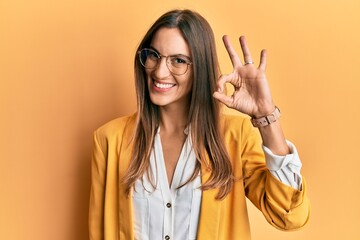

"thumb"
[213, 91, 233, 108]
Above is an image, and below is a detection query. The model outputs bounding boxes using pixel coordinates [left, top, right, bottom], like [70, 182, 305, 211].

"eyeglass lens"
[139, 49, 191, 75]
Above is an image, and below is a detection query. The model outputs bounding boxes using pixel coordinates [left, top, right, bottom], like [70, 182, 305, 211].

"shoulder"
[221, 113, 255, 137]
[220, 113, 261, 149]
[220, 114, 263, 163]
[94, 113, 137, 141]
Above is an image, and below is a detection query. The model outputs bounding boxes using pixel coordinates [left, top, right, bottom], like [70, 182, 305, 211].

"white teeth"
[154, 81, 175, 89]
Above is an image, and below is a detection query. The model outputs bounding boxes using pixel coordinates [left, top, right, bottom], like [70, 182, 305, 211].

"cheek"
[180, 77, 193, 93]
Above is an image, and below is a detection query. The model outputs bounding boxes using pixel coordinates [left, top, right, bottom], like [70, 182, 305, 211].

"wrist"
[251, 106, 281, 128]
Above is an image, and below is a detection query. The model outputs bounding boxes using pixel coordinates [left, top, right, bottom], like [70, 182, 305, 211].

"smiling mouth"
[153, 80, 176, 89]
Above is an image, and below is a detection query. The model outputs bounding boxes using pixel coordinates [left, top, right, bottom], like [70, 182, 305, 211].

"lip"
[152, 80, 176, 92]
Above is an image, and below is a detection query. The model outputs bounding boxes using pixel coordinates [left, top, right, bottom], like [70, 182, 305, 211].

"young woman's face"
[146, 27, 193, 109]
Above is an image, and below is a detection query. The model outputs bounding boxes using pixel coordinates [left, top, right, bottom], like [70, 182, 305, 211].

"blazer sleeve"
[89, 130, 107, 240]
[241, 118, 310, 230]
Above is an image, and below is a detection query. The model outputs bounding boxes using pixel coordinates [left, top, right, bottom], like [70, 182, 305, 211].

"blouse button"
[166, 202, 172, 208]
[165, 235, 170, 240]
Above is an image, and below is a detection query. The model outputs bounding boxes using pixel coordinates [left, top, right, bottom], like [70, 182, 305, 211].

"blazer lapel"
[118, 116, 136, 240]
[197, 155, 223, 240]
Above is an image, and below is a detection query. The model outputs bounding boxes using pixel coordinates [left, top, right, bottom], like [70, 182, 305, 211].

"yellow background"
[1, 0, 359, 239]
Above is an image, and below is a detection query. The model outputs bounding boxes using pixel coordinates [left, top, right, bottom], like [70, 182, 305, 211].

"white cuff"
[262, 140, 303, 190]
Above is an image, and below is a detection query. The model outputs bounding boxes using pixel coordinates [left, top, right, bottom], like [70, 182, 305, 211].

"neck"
[159, 105, 189, 134]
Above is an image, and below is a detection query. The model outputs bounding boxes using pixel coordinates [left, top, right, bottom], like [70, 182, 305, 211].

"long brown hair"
[122, 9, 233, 199]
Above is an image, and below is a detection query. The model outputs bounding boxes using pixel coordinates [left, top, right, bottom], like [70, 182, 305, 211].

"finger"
[212, 91, 234, 108]
[223, 35, 243, 67]
[259, 49, 267, 71]
[216, 74, 228, 93]
[216, 73, 239, 93]
[239, 36, 254, 65]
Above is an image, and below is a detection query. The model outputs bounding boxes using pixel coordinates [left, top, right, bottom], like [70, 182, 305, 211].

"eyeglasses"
[138, 48, 192, 75]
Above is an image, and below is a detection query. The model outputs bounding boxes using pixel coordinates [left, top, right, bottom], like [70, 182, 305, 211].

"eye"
[174, 58, 186, 64]
[170, 56, 189, 67]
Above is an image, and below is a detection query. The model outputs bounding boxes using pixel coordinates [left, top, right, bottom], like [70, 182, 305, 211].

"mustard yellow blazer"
[89, 113, 310, 240]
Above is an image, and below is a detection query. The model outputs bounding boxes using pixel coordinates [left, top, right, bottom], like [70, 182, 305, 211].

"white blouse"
[132, 128, 302, 240]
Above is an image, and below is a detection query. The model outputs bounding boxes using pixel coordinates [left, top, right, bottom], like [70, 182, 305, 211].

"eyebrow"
[149, 46, 192, 60]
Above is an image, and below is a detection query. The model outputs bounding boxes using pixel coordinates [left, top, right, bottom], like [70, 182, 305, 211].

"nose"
[153, 57, 171, 78]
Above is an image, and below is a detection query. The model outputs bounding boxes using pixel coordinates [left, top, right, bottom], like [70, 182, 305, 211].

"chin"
[149, 96, 172, 107]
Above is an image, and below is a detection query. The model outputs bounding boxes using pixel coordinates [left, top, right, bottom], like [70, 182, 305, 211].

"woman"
[89, 9, 310, 240]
